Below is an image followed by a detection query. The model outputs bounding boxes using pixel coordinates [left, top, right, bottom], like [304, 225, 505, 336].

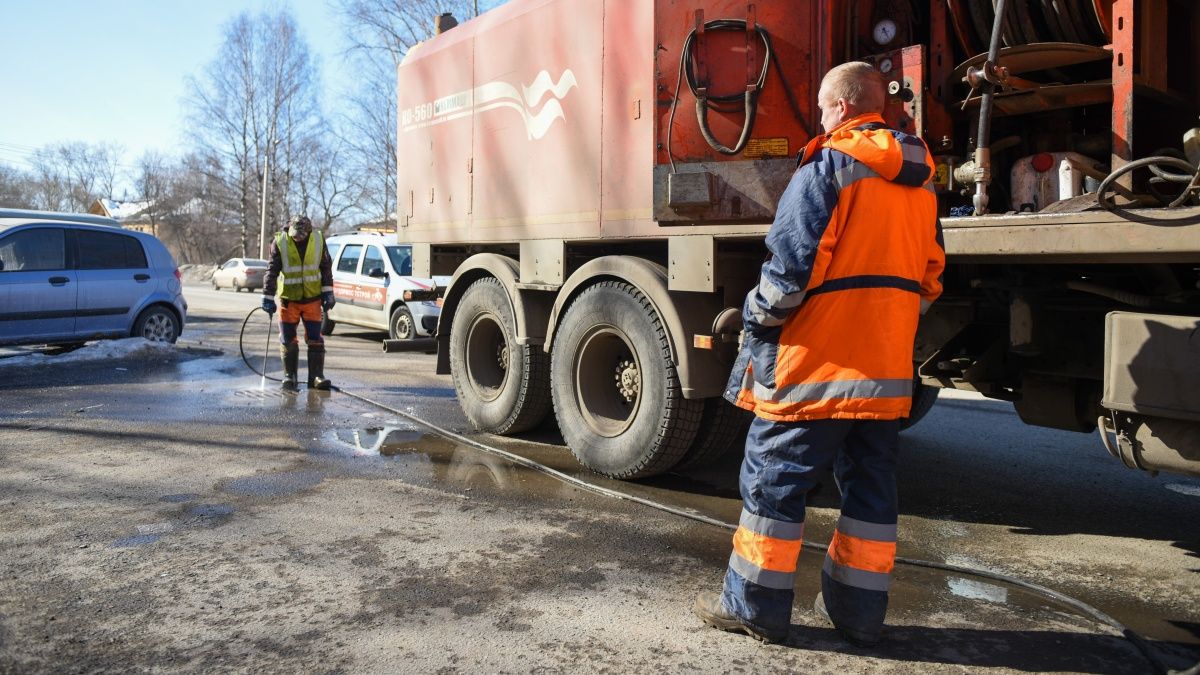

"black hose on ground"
[233, 310, 1190, 673]
[239, 306, 281, 382]
[335, 385, 1181, 674]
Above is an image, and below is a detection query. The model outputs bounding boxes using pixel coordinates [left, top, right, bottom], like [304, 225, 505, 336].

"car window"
[362, 245, 385, 275]
[326, 243, 342, 262]
[245, 259, 267, 267]
[337, 244, 363, 273]
[0, 228, 66, 272]
[386, 246, 413, 276]
[76, 230, 148, 270]
[223, 260, 238, 269]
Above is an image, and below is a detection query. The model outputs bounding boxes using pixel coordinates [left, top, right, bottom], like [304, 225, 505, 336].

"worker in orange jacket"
[694, 61, 946, 646]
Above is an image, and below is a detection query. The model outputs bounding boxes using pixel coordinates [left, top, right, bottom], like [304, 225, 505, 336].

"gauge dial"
[873, 18, 898, 45]
[878, 58, 894, 74]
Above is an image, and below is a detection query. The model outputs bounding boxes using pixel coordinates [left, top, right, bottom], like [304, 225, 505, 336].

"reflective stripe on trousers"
[721, 416, 900, 637]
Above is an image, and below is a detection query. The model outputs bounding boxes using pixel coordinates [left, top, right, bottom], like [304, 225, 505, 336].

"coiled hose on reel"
[680, 19, 772, 157]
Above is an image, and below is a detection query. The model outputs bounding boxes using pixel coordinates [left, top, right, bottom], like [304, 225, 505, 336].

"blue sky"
[0, 1, 469, 177]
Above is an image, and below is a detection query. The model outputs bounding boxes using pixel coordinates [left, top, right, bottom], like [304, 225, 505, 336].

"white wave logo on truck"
[401, 69, 578, 140]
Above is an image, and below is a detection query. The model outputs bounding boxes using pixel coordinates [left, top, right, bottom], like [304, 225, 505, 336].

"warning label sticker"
[743, 138, 790, 159]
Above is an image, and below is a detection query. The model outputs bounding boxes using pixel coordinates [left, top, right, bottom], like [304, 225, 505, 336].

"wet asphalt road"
[0, 282, 1197, 673]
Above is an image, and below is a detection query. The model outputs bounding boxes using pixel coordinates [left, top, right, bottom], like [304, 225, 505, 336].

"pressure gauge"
[873, 18, 898, 45]
[878, 57, 894, 74]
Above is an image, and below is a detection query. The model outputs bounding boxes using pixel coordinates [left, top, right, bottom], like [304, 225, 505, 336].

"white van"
[323, 232, 447, 339]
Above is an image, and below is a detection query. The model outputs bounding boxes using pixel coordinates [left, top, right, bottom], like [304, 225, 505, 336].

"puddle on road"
[1164, 482, 1200, 497]
[159, 493, 201, 503]
[946, 577, 1010, 604]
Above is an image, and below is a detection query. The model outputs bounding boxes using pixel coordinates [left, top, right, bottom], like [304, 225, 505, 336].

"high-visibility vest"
[276, 230, 325, 301]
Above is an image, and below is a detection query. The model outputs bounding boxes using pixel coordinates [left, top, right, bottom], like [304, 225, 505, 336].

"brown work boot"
[693, 591, 787, 644]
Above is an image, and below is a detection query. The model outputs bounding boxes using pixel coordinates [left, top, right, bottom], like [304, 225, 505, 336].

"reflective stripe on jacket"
[725, 113, 946, 421]
[276, 230, 327, 301]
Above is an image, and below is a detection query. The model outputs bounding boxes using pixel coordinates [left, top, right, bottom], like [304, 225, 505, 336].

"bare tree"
[186, 9, 322, 257]
[0, 163, 36, 209]
[25, 141, 124, 212]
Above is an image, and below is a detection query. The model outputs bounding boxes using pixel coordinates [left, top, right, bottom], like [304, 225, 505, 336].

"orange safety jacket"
[725, 113, 945, 421]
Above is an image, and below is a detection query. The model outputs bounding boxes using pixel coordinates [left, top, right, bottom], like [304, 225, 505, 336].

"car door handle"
[134, 273, 150, 282]
[49, 276, 70, 286]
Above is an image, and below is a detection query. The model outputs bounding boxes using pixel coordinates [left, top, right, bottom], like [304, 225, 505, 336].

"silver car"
[0, 209, 188, 346]
[212, 257, 268, 291]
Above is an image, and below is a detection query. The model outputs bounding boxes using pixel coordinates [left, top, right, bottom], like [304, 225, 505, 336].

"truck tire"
[389, 306, 415, 340]
[449, 278, 551, 434]
[901, 381, 939, 430]
[674, 397, 752, 471]
[550, 281, 702, 479]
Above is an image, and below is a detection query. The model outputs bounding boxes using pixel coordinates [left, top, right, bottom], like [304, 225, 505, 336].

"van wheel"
[389, 306, 415, 340]
[133, 306, 180, 343]
[449, 278, 551, 434]
[551, 281, 702, 479]
[674, 397, 751, 471]
[901, 382, 939, 430]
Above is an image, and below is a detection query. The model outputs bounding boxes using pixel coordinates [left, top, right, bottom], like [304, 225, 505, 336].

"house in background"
[88, 198, 155, 234]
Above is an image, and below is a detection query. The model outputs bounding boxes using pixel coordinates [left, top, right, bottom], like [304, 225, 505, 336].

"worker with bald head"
[694, 61, 946, 646]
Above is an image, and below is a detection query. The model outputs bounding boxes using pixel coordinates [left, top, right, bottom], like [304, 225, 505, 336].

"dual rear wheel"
[449, 278, 716, 478]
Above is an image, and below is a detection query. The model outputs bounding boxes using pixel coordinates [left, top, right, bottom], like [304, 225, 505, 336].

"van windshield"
[386, 246, 412, 276]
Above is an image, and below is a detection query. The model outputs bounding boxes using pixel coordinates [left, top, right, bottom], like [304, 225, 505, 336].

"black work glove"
[322, 291, 336, 310]
[262, 297, 277, 315]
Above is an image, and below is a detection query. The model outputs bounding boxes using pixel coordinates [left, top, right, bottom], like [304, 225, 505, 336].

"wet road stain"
[385, 386, 457, 398]
[187, 503, 235, 519]
[1165, 482, 1200, 497]
[221, 470, 326, 497]
[159, 493, 201, 503]
[111, 534, 161, 548]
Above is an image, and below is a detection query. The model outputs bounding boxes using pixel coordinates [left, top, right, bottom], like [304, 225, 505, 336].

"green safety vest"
[275, 230, 325, 301]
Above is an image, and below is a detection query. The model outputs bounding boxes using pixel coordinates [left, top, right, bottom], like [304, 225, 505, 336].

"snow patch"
[0, 338, 175, 368]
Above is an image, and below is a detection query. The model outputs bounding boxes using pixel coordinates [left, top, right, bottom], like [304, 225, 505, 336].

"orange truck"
[395, 0, 1200, 479]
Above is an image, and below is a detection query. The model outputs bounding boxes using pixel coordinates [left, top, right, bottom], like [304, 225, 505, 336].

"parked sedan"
[0, 209, 187, 346]
[212, 258, 268, 291]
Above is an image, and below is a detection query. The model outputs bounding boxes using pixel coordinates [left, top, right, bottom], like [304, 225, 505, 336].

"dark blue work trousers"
[721, 415, 901, 639]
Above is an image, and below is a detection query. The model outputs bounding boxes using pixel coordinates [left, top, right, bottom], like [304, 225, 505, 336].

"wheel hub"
[497, 344, 509, 372]
[615, 359, 639, 402]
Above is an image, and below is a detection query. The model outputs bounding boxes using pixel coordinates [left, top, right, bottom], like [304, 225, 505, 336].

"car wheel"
[133, 306, 180, 343]
[389, 306, 416, 340]
[449, 278, 551, 434]
[550, 281, 702, 479]
[212, 278, 220, 290]
[234, 280, 242, 292]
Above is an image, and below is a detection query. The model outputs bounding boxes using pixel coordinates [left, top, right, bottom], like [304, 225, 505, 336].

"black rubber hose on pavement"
[239, 307, 281, 382]
[233, 309, 1186, 673]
